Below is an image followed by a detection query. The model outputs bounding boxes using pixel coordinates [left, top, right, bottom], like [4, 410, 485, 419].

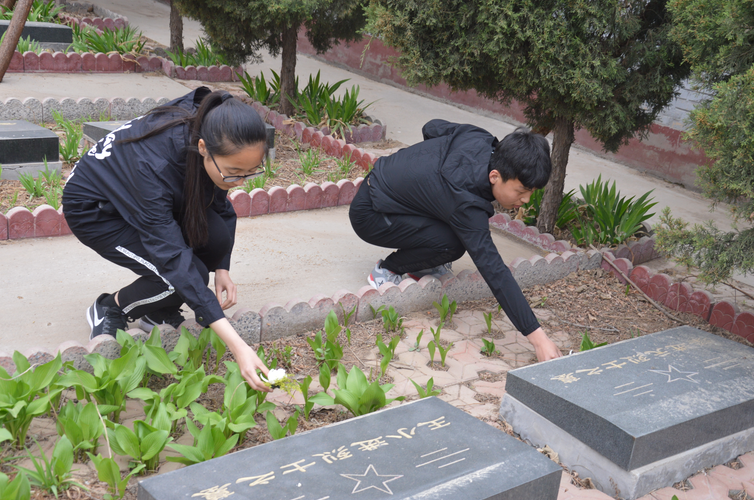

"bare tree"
[0, 0, 32, 82]
[169, 0, 183, 52]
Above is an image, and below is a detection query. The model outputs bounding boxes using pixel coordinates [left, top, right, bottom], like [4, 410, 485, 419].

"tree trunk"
[0, 0, 32, 83]
[537, 117, 574, 234]
[279, 23, 298, 117]
[1, 0, 18, 11]
[169, 0, 183, 53]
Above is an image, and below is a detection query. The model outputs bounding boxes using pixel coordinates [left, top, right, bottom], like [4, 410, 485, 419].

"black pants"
[349, 176, 466, 274]
[63, 199, 231, 319]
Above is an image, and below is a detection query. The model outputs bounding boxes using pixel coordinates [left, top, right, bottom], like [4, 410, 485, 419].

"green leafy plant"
[480, 338, 498, 357]
[15, 436, 84, 498]
[18, 172, 45, 199]
[165, 418, 238, 465]
[0, 0, 64, 22]
[52, 110, 83, 163]
[310, 363, 404, 417]
[165, 38, 227, 67]
[238, 70, 276, 106]
[380, 305, 403, 333]
[369, 304, 386, 319]
[306, 311, 345, 372]
[169, 327, 226, 374]
[87, 453, 144, 500]
[298, 147, 321, 176]
[579, 331, 607, 351]
[341, 302, 357, 328]
[328, 152, 354, 182]
[436, 342, 454, 367]
[58, 346, 146, 423]
[270, 342, 293, 370]
[410, 377, 441, 398]
[427, 341, 436, 365]
[5, 33, 42, 54]
[55, 401, 107, 462]
[263, 156, 280, 178]
[69, 24, 146, 55]
[115, 328, 178, 387]
[242, 173, 267, 192]
[483, 312, 493, 334]
[265, 410, 299, 440]
[375, 334, 400, 379]
[0, 352, 64, 448]
[322, 85, 373, 139]
[520, 188, 578, 228]
[0, 470, 31, 500]
[409, 329, 424, 352]
[107, 420, 171, 473]
[571, 175, 656, 247]
[297, 375, 315, 421]
[433, 295, 457, 325]
[319, 363, 331, 392]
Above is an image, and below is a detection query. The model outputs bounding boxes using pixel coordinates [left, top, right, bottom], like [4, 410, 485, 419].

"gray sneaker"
[368, 260, 403, 289]
[407, 262, 453, 281]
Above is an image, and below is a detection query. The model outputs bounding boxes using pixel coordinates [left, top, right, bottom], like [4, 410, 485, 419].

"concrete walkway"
[1, 0, 752, 352]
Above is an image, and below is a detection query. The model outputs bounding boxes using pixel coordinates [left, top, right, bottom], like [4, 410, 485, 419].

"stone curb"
[0, 95, 172, 122]
[0, 245, 660, 373]
[598, 251, 754, 344]
[489, 213, 661, 267]
[6, 49, 242, 82]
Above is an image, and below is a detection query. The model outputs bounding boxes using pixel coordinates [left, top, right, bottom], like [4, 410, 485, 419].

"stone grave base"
[500, 394, 754, 500]
[1, 160, 63, 180]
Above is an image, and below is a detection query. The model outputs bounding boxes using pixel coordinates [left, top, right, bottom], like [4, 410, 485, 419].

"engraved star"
[340, 464, 403, 495]
[648, 365, 699, 383]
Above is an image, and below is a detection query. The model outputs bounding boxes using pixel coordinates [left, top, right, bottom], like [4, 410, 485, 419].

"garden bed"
[2, 269, 751, 500]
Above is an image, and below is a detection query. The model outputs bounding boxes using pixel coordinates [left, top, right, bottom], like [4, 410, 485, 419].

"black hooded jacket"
[62, 87, 234, 326]
[368, 119, 540, 335]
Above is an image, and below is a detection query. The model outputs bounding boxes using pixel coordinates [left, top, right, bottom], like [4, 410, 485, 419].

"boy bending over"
[349, 119, 562, 362]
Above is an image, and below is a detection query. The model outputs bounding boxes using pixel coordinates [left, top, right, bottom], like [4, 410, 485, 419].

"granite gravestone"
[139, 397, 562, 500]
[0, 121, 61, 180]
[0, 21, 73, 52]
[500, 326, 754, 499]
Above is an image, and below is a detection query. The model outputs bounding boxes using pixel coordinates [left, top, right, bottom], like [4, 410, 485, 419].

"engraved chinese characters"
[502, 326, 754, 471]
[139, 398, 562, 500]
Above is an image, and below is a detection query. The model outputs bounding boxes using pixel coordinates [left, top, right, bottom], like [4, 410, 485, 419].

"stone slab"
[0, 120, 58, 164]
[500, 393, 754, 499]
[83, 121, 125, 144]
[0, 20, 73, 44]
[501, 326, 754, 472]
[0, 160, 63, 180]
[139, 397, 561, 500]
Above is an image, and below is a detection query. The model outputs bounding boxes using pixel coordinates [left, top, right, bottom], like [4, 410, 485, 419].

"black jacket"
[369, 119, 540, 335]
[63, 87, 235, 326]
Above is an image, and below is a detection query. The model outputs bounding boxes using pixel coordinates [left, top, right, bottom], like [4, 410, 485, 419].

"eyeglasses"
[207, 149, 264, 183]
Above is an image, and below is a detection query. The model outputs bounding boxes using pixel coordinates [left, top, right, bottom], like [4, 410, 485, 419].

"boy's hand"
[526, 328, 562, 362]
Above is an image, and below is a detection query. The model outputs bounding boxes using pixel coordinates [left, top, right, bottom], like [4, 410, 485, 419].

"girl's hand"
[210, 318, 271, 392]
[214, 269, 237, 310]
[526, 328, 563, 362]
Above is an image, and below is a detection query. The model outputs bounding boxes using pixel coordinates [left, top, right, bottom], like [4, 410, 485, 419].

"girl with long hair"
[62, 87, 270, 390]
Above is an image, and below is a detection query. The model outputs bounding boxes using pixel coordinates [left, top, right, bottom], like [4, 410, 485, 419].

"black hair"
[489, 127, 551, 190]
[121, 90, 267, 247]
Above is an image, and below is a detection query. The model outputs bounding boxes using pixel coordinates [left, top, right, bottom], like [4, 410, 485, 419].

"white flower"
[264, 368, 287, 384]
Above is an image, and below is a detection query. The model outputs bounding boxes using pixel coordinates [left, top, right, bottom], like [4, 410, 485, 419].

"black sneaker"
[87, 293, 128, 340]
[138, 308, 186, 332]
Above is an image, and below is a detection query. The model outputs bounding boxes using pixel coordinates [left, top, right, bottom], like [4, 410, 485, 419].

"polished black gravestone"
[0, 21, 72, 51]
[83, 121, 125, 144]
[139, 398, 561, 500]
[0, 120, 61, 180]
[500, 326, 754, 498]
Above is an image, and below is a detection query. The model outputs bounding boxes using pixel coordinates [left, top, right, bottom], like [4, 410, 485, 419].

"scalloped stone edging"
[58, 13, 128, 31]
[7, 49, 242, 82]
[0, 245, 667, 373]
[489, 212, 662, 266]
[598, 252, 754, 344]
[0, 95, 171, 123]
